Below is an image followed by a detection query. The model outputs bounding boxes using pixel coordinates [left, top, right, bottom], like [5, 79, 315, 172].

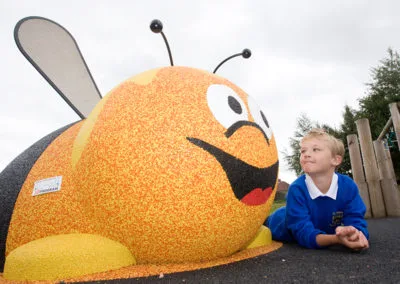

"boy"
[266, 128, 369, 250]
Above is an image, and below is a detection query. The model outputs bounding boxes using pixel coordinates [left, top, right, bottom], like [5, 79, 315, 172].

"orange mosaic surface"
[6, 121, 95, 255]
[5, 66, 279, 278]
[71, 67, 279, 263]
[0, 242, 282, 283]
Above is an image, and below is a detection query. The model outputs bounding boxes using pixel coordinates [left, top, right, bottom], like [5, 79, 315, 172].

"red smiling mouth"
[241, 187, 273, 206]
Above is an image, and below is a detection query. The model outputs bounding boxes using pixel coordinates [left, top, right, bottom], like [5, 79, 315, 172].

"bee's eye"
[228, 96, 242, 114]
[260, 111, 269, 128]
[247, 96, 273, 140]
[207, 85, 248, 129]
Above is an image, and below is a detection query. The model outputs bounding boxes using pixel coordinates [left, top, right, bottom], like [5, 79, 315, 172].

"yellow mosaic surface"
[4, 234, 135, 281]
[5, 66, 279, 280]
[0, 242, 282, 283]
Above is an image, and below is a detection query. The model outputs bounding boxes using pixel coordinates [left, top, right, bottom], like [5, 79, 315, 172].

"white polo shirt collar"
[305, 173, 338, 200]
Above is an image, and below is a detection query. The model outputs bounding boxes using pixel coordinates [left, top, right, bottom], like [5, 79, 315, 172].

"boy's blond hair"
[301, 128, 345, 158]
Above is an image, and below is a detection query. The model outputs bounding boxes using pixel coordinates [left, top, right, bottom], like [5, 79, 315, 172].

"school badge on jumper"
[330, 211, 344, 227]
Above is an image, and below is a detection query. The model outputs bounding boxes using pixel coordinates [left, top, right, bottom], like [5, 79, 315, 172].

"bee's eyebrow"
[225, 121, 270, 145]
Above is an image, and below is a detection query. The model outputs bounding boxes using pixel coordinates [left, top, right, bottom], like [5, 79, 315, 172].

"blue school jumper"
[266, 173, 369, 249]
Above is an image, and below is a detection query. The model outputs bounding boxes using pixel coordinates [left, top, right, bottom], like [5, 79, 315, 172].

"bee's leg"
[244, 225, 272, 249]
[3, 233, 136, 281]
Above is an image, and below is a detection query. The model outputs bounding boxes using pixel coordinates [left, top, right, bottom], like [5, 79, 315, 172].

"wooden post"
[377, 118, 393, 141]
[347, 134, 372, 218]
[356, 118, 386, 217]
[374, 140, 396, 180]
[390, 102, 400, 151]
[384, 139, 397, 180]
[373, 140, 400, 216]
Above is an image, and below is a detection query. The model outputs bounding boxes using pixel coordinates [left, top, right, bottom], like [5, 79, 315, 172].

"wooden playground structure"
[347, 102, 400, 218]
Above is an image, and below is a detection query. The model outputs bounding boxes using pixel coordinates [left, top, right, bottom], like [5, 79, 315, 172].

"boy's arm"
[315, 234, 340, 246]
[316, 226, 369, 249]
[286, 185, 325, 249]
[341, 178, 369, 239]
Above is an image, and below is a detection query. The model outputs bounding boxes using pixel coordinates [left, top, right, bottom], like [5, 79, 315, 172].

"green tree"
[341, 105, 358, 135]
[357, 48, 400, 138]
[282, 113, 314, 176]
[336, 105, 358, 177]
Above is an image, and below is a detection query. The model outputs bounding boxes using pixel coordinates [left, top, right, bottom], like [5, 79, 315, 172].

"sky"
[1, 0, 400, 183]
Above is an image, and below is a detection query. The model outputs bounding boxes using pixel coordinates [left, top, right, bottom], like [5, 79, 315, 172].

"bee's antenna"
[150, 19, 174, 66]
[213, 49, 251, 74]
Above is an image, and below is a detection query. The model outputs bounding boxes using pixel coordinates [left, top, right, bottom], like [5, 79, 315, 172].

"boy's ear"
[332, 155, 343, 167]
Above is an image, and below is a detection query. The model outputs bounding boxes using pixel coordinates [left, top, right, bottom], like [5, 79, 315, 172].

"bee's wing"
[14, 16, 102, 119]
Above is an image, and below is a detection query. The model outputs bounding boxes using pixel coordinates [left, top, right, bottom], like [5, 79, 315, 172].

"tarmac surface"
[78, 217, 400, 284]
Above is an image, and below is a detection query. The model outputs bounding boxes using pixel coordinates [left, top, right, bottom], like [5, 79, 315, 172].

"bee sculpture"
[0, 17, 279, 281]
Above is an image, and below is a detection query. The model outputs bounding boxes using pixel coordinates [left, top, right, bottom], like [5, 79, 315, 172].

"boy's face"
[300, 137, 342, 176]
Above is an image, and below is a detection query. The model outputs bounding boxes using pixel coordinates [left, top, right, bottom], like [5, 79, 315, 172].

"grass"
[270, 200, 286, 214]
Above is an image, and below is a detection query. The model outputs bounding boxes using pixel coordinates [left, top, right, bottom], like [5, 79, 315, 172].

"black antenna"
[150, 19, 174, 66]
[213, 49, 251, 74]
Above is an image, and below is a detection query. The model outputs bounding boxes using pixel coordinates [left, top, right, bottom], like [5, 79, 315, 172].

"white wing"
[14, 16, 102, 119]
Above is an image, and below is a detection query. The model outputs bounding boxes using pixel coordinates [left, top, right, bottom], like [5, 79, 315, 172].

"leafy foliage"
[357, 48, 400, 138]
[282, 113, 313, 176]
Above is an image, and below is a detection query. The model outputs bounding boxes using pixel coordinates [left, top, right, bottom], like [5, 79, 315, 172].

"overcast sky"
[1, 0, 400, 183]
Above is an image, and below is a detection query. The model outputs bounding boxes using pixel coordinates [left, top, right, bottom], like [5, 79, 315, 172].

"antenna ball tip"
[242, 49, 251, 59]
[150, 19, 163, 33]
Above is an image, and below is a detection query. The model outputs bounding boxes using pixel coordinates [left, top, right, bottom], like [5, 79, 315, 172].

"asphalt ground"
[77, 217, 400, 284]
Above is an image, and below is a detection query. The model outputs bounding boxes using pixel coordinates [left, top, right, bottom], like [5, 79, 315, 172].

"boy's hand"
[335, 226, 369, 250]
[336, 226, 358, 240]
